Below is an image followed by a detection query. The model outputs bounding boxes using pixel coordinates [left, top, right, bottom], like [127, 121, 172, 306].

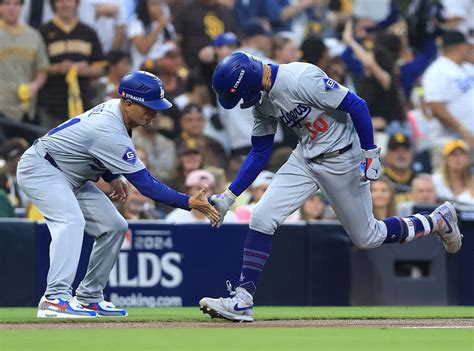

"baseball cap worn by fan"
[443, 139, 468, 157]
[387, 133, 412, 150]
[118, 70, 172, 110]
[185, 169, 216, 189]
[242, 21, 267, 38]
[181, 103, 202, 116]
[442, 30, 468, 48]
[1, 138, 29, 161]
[212, 32, 239, 48]
[178, 139, 203, 156]
[149, 41, 180, 61]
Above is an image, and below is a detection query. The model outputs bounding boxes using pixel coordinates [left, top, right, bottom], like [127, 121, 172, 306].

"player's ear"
[122, 99, 133, 111]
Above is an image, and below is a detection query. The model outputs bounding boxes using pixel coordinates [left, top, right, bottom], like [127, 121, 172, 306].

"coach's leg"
[75, 182, 128, 303]
[239, 148, 318, 294]
[313, 147, 435, 249]
[17, 152, 85, 299]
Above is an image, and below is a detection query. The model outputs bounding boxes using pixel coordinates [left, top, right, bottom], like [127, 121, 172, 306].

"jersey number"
[47, 104, 104, 136]
[305, 117, 329, 139]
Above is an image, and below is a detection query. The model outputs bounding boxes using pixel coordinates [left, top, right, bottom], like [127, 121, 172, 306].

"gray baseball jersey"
[39, 99, 145, 187]
[252, 62, 356, 158]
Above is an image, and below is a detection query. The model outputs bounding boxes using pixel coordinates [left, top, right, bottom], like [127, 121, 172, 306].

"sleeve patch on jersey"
[122, 147, 137, 165]
[323, 78, 339, 91]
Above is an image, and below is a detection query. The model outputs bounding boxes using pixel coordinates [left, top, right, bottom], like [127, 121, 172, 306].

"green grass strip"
[0, 306, 473, 324]
[1, 328, 473, 351]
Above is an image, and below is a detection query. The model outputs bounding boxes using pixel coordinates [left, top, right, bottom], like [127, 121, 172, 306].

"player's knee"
[350, 233, 380, 249]
[249, 206, 277, 235]
[113, 216, 129, 236]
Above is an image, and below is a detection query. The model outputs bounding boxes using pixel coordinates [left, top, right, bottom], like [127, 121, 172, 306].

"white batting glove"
[210, 189, 236, 228]
[360, 146, 382, 181]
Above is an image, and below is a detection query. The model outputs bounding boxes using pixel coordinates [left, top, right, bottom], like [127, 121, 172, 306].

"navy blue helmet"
[118, 71, 172, 110]
[212, 52, 263, 109]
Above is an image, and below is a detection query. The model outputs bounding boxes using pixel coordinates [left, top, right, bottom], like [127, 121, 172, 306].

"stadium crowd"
[0, 0, 473, 222]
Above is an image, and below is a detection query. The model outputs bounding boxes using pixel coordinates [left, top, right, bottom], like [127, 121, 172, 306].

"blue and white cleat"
[37, 296, 98, 318]
[75, 298, 128, 317]
[199, 281, 254, 322]
[429, 201, 463, 254]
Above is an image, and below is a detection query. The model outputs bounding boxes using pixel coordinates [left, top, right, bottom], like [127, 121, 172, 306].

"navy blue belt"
[310, 143, 353, 162]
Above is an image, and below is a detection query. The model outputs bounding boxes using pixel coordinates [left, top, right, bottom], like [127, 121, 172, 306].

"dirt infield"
[1, 319, 474, 330]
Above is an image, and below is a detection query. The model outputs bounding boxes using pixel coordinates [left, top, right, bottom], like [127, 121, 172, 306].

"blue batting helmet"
[118, 71, 172, 110]
[212, 51, 263, 109]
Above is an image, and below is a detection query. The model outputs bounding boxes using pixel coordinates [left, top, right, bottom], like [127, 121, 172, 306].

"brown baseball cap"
[1, 138, 29, 161]
[387, 133, 412, 150]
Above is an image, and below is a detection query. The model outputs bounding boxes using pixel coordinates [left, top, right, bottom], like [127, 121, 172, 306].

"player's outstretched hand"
[189, 185, 221, 224]
[360, 146, 382, 181]
[209, 189, 236, 228]
[110, 177, 129, 203]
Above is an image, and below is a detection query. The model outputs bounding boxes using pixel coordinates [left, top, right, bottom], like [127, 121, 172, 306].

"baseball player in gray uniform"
[17, 71, 219, 318]
[199, 52, 463, 322]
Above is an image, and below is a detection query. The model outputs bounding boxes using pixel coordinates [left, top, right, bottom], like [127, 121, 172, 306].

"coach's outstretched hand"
[189, 185, 221, 224]
[109, 177, 129, 203]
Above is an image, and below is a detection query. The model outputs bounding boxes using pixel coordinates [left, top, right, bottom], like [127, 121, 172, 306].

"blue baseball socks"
[383, 213, 435, 244]
[238, 229, 272, 295]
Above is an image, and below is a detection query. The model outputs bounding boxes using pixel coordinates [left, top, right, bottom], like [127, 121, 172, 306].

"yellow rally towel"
[26, 203, 44, 220]
[17, 83, 31, 113]
[65, 64, 84, 117]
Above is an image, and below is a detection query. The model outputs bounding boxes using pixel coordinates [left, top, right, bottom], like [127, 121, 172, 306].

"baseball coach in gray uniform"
[17, 71, 220, 318]
[199, 52, 463, 322]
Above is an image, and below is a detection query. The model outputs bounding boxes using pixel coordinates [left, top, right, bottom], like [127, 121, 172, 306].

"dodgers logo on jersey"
[323, 78, 339, 91]
[122, 147, 137, 165]
[278, 104, 311, 128]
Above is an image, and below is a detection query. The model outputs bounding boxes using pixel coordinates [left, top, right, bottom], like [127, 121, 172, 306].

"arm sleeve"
[340, 46, 364, 77]
[336, 91, 376, 150]
[124, 169, 191, 210]
[400, 35, 437, 97]
[228, 134, 274, 196]
[373, 0, 398, 30]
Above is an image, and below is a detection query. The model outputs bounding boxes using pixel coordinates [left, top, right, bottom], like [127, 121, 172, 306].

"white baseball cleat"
[37, 296, 98, 318]
[199, 281, 254, 322]
[429, 201, 463, 254]
[73, 297, 128, 317]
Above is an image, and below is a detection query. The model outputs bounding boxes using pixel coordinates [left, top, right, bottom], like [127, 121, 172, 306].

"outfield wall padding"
[0, 214, 472, 307]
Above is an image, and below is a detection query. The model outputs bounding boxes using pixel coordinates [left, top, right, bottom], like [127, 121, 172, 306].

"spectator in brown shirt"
[174, 0, 240, 68]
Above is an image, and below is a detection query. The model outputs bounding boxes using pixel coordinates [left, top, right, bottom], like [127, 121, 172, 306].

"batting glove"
[360, 146, 382, 181]
[210, 189, 236, 228]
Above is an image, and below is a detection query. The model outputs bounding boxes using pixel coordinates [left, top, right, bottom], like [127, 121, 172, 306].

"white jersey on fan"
[422, 56, 474, 147]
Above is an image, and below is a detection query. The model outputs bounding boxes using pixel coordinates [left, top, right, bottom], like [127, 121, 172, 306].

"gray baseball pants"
[250, 144, 387, 249]
[17, 146, 128, 303]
